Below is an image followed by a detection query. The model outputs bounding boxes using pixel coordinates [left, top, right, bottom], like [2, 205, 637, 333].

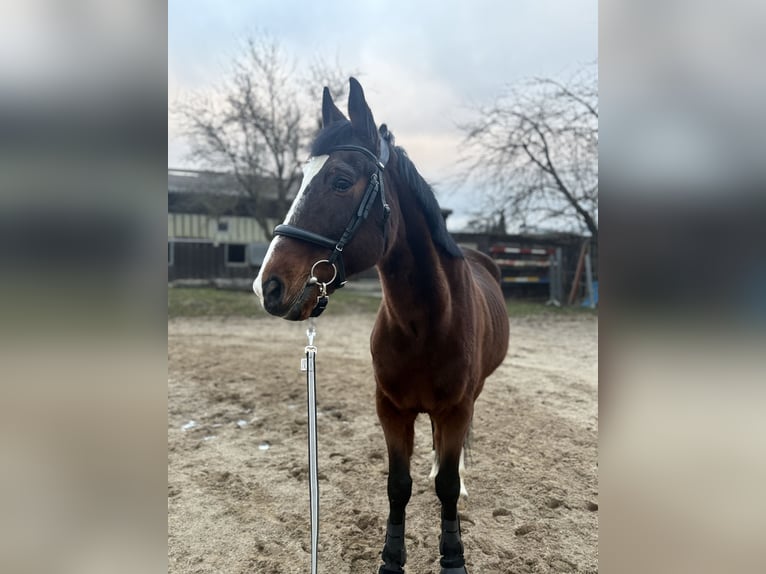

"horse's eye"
[332, 177, 354, 192]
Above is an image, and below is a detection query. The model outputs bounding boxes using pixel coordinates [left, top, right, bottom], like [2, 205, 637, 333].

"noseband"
[272, 135, 391, 317]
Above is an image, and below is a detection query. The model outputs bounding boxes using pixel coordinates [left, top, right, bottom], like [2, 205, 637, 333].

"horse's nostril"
[262, 276, 284, 310]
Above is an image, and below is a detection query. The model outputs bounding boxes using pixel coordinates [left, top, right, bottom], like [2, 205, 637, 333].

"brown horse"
[254, 78, 509, 574]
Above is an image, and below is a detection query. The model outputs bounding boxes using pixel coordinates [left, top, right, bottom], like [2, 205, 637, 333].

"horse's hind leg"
[376, 391, 416, 574]
[429, 418, 440, 480]
[429, 416, 468, 497]
[433, 404, 473, 574]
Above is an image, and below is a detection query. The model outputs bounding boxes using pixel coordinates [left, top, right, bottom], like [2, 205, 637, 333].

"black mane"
[309, 122, 463, 259]
[393, 145, 463, 259]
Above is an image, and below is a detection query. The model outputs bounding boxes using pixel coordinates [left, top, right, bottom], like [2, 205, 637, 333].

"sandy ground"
[168, 311, 598, 573]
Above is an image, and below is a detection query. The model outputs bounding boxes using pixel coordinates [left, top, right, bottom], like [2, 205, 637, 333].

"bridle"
[272, 134, 391, 317]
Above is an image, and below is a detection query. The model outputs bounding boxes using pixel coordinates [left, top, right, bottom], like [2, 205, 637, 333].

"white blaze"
[284, 155, 329, 223]
[253, 155, 329, 303]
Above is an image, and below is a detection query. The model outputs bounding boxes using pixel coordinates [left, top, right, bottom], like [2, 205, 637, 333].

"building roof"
[168, 168, 295, 200]
[168, 168, 299, 218]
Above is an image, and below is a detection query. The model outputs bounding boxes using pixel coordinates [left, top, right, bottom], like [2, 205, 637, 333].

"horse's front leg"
[376, 391, 416, 574]
[433, 405, 472, 574]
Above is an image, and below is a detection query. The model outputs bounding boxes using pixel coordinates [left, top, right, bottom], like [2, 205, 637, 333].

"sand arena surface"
[168, 312, 597, 573]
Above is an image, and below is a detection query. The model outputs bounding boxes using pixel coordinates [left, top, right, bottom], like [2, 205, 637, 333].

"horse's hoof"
[378, 567, 405, 574]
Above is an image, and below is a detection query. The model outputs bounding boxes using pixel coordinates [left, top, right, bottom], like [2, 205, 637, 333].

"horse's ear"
[322, 87, 346, 127]
[348, 77, 378, 148]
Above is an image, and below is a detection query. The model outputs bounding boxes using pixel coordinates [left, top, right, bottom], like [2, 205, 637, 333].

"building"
[452, 231, 598, 304]
[168, 168, 288, 283]
[168, 168, 596, 303]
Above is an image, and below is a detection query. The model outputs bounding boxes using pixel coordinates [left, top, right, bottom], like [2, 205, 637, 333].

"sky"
[168, 0, 597, 230]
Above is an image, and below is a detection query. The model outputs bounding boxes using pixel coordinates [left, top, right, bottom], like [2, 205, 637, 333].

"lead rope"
[301, 317, 320, 574]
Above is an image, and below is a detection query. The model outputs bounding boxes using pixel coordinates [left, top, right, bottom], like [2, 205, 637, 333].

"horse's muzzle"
[261, 276, 284, 314]
[260, 274, 316, 321]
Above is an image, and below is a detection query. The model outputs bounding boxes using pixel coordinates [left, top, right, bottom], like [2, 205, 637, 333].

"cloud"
[168, 0, 597, 213]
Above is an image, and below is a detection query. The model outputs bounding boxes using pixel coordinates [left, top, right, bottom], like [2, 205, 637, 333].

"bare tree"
[461, 64, 598, 238]
[466, 210, 507, 234]
[174, 35, 354, 239]
[307, 53, 357, 133]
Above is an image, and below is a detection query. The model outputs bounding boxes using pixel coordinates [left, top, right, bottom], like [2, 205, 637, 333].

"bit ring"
[309, 259, 338, 285]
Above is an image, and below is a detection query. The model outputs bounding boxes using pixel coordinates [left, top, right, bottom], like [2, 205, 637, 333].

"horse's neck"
[376, 181, 455, 333]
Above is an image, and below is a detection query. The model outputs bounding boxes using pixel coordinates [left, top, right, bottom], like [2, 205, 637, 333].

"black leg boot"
[439, 517, 468, 574]
[379, 520, 407, 574]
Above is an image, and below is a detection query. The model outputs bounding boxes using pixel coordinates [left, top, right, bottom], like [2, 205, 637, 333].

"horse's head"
[253, 78, 392, 320]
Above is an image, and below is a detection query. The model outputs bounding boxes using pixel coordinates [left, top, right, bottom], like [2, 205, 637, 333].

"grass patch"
[168, 286, 264, 319]
[505, 298, 598, 318]
[168, 286, 381, 319]
[169, 286, 596, 319]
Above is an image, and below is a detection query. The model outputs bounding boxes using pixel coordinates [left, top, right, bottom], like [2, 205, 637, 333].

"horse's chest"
[371, 342, 474, 411]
